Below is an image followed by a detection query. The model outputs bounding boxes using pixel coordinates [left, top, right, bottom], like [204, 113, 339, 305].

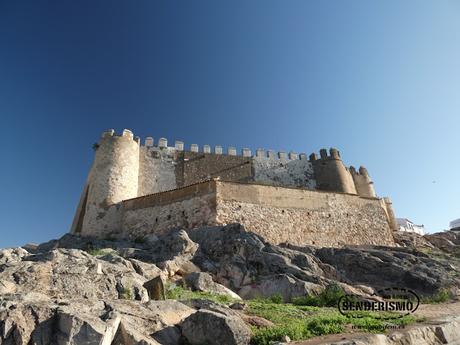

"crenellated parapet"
[138, 135, 310, 161]
[349, 166, 376, 198]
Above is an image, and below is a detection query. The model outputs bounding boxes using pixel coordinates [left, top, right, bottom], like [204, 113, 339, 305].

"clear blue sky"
[1, 1, 459, 248]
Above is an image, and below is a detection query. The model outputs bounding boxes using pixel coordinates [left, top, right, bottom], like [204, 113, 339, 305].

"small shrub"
[120, 287, 133, 300]
[292, 283, 345, 307]
[165, 285, 235, 305]
[421, 289, 450, 304]
[269, 294, 283, 304]
[88, 248, 108, 256]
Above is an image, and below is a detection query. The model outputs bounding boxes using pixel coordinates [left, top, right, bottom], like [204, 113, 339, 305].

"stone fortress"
[71, 129, 398, 247]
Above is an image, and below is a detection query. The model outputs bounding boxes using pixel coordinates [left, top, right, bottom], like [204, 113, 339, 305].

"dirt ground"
[294, 301, 460, 345]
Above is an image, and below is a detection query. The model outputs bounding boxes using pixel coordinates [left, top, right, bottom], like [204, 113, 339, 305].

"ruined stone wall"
[215, 181, 394, 247]
[121, 181, 218, 239]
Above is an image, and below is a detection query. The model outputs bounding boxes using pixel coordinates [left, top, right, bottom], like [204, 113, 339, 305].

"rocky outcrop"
[0, 297, 194, 345]
[315, 246, 458, 296]
[2, 225, 460, 344]
[189, 224, 459, 298]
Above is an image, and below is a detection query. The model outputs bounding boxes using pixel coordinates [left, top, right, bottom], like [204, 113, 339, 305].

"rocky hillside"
[1, 224, 460, 345]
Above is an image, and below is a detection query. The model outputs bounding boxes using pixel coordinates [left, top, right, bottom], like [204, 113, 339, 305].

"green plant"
[120, 287, 133, 300]
[421, 289, 450, 304]
[165, 285, 236, 305]
[88, 248, 109, 256]
[292, 283, 345, 307]
[269, 294, 283, 304]
[247, 298, 419, 345]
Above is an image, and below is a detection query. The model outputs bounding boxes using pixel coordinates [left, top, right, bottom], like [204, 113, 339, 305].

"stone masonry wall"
[252, 156, 316, 188]
[138, 146, 177, 196]
[118, 180, 394, 247]
[215, 181, 394, 247]
[121, 181, 218, 239]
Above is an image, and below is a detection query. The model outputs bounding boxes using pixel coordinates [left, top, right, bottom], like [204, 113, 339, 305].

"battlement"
[138, 135, 310, 161]
[101, 129, 140, 144]
[309, 148, 342, 162]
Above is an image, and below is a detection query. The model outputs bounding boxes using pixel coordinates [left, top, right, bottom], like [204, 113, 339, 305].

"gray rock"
[144, 276, 166, 300]
[181, 309, 251, 345]
[184, 272, 242, 300]
[238, 274, 323, 302]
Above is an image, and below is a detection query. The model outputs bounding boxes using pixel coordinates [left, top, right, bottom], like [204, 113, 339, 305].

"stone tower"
[349, 166, 376, 198]
[70, 129, 140, 237]
[310, 148, 357, 194]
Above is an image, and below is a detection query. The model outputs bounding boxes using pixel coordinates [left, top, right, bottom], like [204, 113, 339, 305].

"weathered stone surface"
[144, 276, 166, 300]
[425, 231, 460, 253]
[0, 248, 149, 301]
[181, 309, 251, 345]
[238, 274, 323, 302]
[315, 246, 457, 296]
[0, 298, 194, 345]
[393, 231, 435, 248]
[239, 314, 274, 328]
[184, 272, 242, 300]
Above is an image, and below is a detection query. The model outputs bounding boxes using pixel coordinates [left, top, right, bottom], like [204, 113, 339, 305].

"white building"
[396, 218, 425, 235]
[450, 219, 460, 231]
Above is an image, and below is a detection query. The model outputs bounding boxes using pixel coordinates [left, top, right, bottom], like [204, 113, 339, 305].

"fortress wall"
[177, 152, 252, 186]
[252, 156, 316, 189]
[138, 146, 178, 196]
[214, 181, 395, 247]
[121, 181, 218, 239]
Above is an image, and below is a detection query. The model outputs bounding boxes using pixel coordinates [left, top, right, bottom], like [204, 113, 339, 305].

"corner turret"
[349, 166, 377, 198]
[310, 148, 357, 194]
[70, 129, 140, 237]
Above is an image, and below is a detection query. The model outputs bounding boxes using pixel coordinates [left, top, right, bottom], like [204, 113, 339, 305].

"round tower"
[350, 166, 377, 198]
[311, 148, 357, 194]
[75, 129, 140, 237]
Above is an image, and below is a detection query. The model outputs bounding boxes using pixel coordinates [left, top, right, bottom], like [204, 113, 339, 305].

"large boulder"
[184, 272, 242, 300]
[238, 274, 323, 302]
[181, 309, 251, 345]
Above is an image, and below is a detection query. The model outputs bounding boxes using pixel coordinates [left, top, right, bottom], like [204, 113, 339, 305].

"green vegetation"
[269, 294, 283, 304]
[165, 285, 237, 305]
[88, 248, 112, 256]
[120, 287, 133, 300]
[164, 283, 420, 345]
[421, 289, 450, 304]
[292, 283, 345, 307]
[248, 296, 418, 345]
